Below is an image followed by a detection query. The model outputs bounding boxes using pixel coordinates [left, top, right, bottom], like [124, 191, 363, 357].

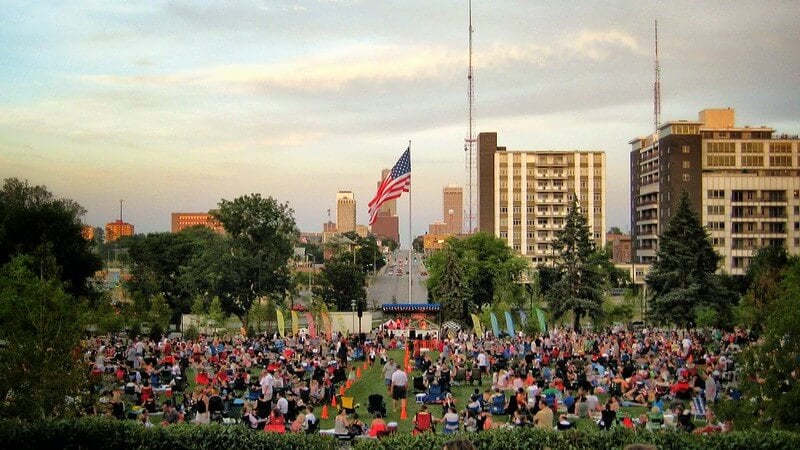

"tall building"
[370, 169, 400, 243]
[478, 132, 606, 265]
[377, 168, 397, 216]
[606, 232, 632, 264]
[630, 108, 800, 274]
[171, 212, 225, 233]
[443, 185, 463, 235]
[428, 221, 448, 235]
[336, 191, 356, 233]
[105, 220, 134, 242]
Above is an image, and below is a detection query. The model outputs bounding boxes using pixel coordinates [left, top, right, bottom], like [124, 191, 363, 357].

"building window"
[512, 219, 521, 226]
[706, 222, 725, 231]
[499, 168, 507, 176]
[499, 207, 508, 213]
[741, 155, 764, 167]
[499, 218, 507, 226]
[741, 142, 764, 153]
[513, 206, 521, 214]
[769, 142, 792, 153]
[707, 205, 725, 215]
[527, 207, 535, 214]
[499, 231, 508, 238]
[594, 206, 602, 214]
[682, 160, 690, 169]
[682, 145, 690, 153]
[711, 237, 726, 247]
[707, 189, 725, 199]
[769, 155, 792, 167]
[682, 173, 691, 182]
[499, 181, 508, 188]
[707, 142, 735, 153]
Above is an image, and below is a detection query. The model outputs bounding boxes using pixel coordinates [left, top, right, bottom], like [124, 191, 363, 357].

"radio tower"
[653, 20, 661, 135]
[464, 0, 476, 233]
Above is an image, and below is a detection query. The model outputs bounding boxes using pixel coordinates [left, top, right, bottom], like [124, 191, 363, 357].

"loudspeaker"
[409, 330, 416, 340]
[357, 301, 363, 318]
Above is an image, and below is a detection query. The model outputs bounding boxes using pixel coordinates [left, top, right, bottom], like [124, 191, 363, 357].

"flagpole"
[408, 140, 413, 305]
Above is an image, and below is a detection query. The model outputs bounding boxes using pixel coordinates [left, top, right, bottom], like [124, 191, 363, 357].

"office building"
[478, 132, 606, 265]
[629, 108, 800, 274]
[371, 215, 400, 244]
[606, 232, 633, 264]
[171, 212, 225, 234]
[105, 220, 134, 242]
[443, 185, 463, 235]
[370, 169, 400, 243]
[336, 191, 356, 233]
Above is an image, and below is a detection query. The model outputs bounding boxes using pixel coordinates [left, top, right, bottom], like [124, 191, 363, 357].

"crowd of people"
[79, 322, 748, 436]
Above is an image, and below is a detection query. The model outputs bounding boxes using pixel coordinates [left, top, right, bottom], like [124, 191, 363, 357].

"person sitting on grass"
[368, 412, 388, 437]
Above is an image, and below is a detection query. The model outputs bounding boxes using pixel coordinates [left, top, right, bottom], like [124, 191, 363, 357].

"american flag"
[368, 147, 411, 225]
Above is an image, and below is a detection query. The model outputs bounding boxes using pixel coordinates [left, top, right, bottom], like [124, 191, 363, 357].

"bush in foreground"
[1, 417, 799, 450]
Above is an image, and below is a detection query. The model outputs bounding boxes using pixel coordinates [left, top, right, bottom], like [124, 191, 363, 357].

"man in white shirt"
[390, 367, 408, 412]
[275, 390, 289, 416]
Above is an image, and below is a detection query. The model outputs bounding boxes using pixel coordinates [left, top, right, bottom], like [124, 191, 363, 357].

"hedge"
[1, 417, 798, 450]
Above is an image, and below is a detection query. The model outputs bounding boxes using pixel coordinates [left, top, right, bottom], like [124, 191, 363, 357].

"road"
[367, 250, 428, 308]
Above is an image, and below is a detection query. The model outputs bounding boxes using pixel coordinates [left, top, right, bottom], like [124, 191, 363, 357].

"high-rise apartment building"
[443, 185, 463, 235]
[171, 212, 225, 234]
[105, 220, 134, 242]
[336, 191, 356, 233]
[478, 132, 606, 265]
[629, 108, 800, 274]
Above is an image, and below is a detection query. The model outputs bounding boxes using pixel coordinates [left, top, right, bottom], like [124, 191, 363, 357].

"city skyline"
[1, 2, 799, 243]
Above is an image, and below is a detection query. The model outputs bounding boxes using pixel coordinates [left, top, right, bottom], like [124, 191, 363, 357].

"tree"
[382, 237, 399, 252]
[0, 178, 101, 297]
[737, 245, 788, 331]
[646, 191, 727, 327]
[718, 256, 800, 431]
[341, 232, 386, 274]
[0, 255, 86, 419]
[126, 226, 221, 322]
[426, 233, 527, 312]
[313, 256, 366, 311]
[429, 247, 473, 325]
[208, 194, 298, 328]
[608, 226, 623, 235]
[412, 236, 424, 253]
[546, 196, 607, 332]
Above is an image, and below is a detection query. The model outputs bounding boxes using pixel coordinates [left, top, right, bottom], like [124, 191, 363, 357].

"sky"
[2, 1, 799, 245]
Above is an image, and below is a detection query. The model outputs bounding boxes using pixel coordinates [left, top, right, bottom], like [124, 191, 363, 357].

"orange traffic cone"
[363, 361, 368, 370]
[331, 395, 337, 407]
[356, 367, 362, 378]
[400, 399, 408, 420]
[346, 379, 353, 389]
[321, 404, 329, 419]
[339, 385, 345, 396]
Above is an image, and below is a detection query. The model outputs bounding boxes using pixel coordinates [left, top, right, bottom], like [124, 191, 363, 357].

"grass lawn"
[315, 349, 653, 434]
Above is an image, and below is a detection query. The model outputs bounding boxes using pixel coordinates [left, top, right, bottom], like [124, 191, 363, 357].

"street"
[367, 250, 428, 308]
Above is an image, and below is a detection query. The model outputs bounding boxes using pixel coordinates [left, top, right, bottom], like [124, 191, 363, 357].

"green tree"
[426, 233, 527, 312]
[429, 247, 473, 325]
[208, 296, 225, 331]
[208, 193, 298, 328]
[719, 256, 800, 431]
[0, 178, 101, 297]
[341, 232, 386, 274]
[646, 191, 727, 327]
[126, 226, 221, 322]
[546, 196, 607, 332]
[0, 255, 86, 419]
[313, 256, 366, 311]
[412, 236, 424, 253]
[382, 237, 399, 252]
[737, 245, 788, 331]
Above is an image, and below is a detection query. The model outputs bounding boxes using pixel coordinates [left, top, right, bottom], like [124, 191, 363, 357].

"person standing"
[383, 358, 397, 393]
[390, 365, 408, 412]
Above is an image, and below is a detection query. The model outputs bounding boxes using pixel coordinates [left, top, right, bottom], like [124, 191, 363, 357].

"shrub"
[1, 418, 799, 450]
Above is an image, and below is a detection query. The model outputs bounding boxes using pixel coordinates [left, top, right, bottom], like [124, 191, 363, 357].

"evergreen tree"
[646, 190, 725, 326]
[736, 245, 788, 331]
[429, 247, 473, 325]
[547, 196, 606, 332]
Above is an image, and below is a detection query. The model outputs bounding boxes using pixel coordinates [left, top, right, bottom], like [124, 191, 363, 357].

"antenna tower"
[119, 199, 123, 222]
[464, 0, 476, 233]
[653, 20, 661, 135]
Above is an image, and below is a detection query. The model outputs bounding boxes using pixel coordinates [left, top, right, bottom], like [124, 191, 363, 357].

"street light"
[351, 298, 356, 335]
